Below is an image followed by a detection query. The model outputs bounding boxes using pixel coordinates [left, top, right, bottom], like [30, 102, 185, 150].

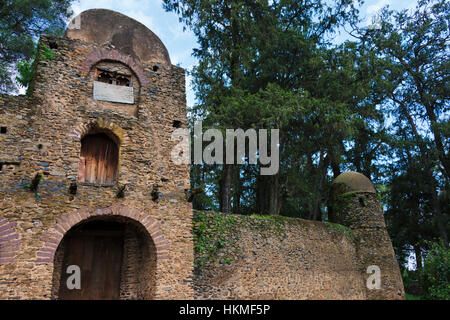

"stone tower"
[329, 172, 405, 299]
[0, 9, 193, 299]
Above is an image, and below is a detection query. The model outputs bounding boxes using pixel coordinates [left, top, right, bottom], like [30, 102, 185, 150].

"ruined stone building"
[0, 9, 404, 300]
[0, 9, 193, 299]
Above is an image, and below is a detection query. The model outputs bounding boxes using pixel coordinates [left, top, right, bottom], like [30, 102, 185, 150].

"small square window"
[173, 120, 182, 128]
[0, 127, 7, 134]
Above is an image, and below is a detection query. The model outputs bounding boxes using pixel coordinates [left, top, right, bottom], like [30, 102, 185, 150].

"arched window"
[78, 132, 119, 184]
[96, 69, 131, 87]
[92, 61, 136, 105]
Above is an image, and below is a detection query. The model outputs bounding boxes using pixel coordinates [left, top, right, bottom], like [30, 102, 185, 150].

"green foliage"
[23, 172, 44, 191]
[0, 0, 73, 93]
[223, 257, 232, 264]
[402, 241, 450, 300]
[193, 211, 237, 272]
[405, 293, 422, 300]
[23, 173, 44, 201]
[175, 0, 449, 264]
[16, 59, 34, 87]
[402, 269, 421, 295]
[420, 241, 450, 300]
[166, 0, 367, 217]
[250, 214, 277, 223]
[366, 0, 449, 248]
[249, 213, 294, 237]
[325, 222, 354, 241]
[329, 192, 356, 211]
[16, 43, 56, 89]
[39, 43, 56, 61]
[249, 214, 297, 223]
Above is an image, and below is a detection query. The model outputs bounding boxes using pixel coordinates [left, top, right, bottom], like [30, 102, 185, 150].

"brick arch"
[71, 118, 130, 147]
[82, 48, 149, 86]
[35, 205, 169, 264]
[0, 218, 21, 265]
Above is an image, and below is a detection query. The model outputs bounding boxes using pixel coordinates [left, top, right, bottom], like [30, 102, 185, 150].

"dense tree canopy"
[164, 0, 449, 298]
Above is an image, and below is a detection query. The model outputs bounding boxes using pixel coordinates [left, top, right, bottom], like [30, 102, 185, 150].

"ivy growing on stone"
[193, 210, 237, 273]
[17, 43, 56, 91]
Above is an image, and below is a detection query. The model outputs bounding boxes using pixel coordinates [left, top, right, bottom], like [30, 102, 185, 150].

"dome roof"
[65, 9, 171, 65]
[331, 171, 376, 195]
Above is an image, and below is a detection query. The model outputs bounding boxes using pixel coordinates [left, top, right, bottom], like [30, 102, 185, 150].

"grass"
[405, 293, 422, 300]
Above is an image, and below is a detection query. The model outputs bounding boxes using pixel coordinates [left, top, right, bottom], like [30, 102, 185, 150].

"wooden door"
[79, 133, 119, 184]
[58, 227, 124, 300]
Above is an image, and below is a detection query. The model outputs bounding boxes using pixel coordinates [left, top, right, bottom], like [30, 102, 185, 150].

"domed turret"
[331, 171, 376, 196]
[65, 9, 171, 65]
[328, 172, 405, 299]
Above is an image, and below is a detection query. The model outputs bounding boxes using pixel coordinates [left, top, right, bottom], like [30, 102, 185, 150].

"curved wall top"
[65, 9, 171, 65]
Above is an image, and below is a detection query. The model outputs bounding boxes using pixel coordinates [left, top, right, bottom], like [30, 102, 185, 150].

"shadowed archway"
[51, 215, 157, 300]
[35, 205, 170, 299]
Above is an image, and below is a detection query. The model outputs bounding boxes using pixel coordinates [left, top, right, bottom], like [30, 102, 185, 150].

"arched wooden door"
[58, 221, 124, 300]
[78, 133, 119, 184]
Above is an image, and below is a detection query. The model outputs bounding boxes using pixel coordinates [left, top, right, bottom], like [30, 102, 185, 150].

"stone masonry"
[0, 9, 404, 300]
[0, 9, 193, 299]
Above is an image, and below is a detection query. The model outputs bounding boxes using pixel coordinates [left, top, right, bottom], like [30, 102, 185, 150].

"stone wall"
[0, 32, 193, 299]
[193, 211, 403, 300]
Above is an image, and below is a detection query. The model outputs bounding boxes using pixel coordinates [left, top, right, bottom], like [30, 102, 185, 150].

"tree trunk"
[429, 175, 449, 247]
[232, 165, 241, 214]
[413, 245, 423, 271]
[329, 150, 341, 179]
[268, 173, 281, 215]
[219, 164, 233, 214]
[397, 99, 448, 246]
[256, 174, 270, 215]
[310, 152, 329, 221]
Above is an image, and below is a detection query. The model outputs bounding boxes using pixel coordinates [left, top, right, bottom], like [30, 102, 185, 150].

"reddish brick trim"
[35, 205, 169, 263]
[70, 119, 130, 147]
[0, 218, 21, 265]
[81, 48, 149, 86]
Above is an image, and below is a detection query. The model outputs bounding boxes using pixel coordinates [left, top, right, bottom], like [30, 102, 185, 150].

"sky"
[69, 0, 419, 109]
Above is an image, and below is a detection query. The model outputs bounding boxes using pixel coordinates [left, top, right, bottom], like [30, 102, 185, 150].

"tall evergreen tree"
[358, 0, 449, 245]
[164, 0, 361, 214]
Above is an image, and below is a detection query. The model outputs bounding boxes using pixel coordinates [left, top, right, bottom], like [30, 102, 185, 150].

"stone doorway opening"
[51, 216, 157, 300]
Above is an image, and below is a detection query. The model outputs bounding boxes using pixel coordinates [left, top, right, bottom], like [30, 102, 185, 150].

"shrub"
[420, 241, 449, 300]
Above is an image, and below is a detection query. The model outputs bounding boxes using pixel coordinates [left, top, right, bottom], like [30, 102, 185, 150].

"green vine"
[16, 43, 56, 90]
[324, 221, 354, 241]
[249, 214, 292, 238]
[193, 210, 237, 273]
[23, 173, 44, 201]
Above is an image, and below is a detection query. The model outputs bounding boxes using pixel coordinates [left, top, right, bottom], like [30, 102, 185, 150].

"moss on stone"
[324, 221, 355, 241]
[193, 211, 353, 275]
[193, 210, 239, 273]
[193, 212, 301, 273]
[248, 214, 293, 238]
